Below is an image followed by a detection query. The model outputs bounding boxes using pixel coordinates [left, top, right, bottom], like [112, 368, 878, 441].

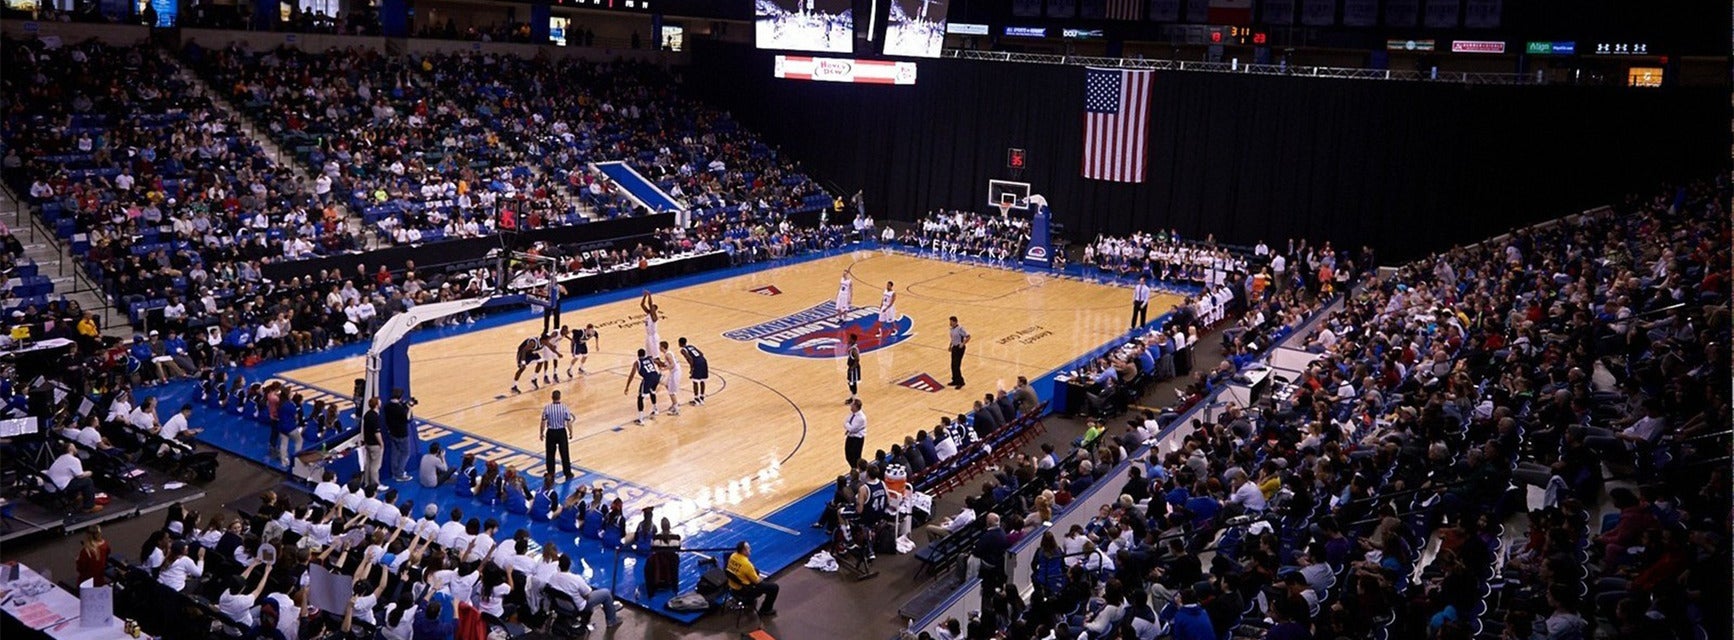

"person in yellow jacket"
[724, 541, 779, 616]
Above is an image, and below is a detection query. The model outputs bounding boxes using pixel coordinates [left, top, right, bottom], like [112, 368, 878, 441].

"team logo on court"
[898, 373, 944, 393]
[749, 285, 783, 296]
[723, 302, 915, 359]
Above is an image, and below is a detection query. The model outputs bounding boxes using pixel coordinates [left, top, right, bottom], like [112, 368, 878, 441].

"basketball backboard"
[988, 180, 1032, 210]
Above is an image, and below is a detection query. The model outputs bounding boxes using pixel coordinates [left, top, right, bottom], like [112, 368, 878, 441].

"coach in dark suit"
[981, 393, 1006, 428]
[995, 390, 1018, 422]
[971, 400, 1003, 438]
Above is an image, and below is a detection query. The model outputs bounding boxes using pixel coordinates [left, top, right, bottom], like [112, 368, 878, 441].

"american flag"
[1107, 0, 1144, 19]
[1082, 67, 1153, 183]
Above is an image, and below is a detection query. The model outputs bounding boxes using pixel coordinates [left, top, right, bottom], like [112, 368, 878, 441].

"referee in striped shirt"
[541, 390, 575, 479]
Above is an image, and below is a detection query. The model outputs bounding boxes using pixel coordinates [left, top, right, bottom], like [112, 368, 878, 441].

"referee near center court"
[948, 316, 971, 389]
[541, 390, 574, 480]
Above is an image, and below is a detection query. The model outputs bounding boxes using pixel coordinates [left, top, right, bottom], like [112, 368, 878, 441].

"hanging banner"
[1261, 0, 1295, 24]
[1185, 0, 1211, 23]
[1383, 0, 1419, 26]
[1341, 0, 1377, 26]
[1012, 0, 1043, 17]
[1423, 0, 1460, 28]
[1300, 0, 1336, 25]
[1147, 0, 1181, 21]
[1463, 0, 1501, 28]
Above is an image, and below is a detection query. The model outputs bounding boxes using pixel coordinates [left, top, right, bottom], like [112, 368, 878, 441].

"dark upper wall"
[687, 42, 1727, 262]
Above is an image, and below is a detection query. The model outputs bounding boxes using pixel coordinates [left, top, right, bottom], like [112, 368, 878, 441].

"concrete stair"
[0, 186, 127, 336]
[162, 50, 380, 251]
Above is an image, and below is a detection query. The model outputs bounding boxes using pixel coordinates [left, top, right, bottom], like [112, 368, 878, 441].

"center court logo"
[723, 302, 915, 359]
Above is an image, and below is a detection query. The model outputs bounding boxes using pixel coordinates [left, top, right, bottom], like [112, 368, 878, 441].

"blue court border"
[159, 241, 1191, 623]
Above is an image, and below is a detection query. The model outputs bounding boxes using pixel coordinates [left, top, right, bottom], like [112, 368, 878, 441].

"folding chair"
[543, 586, 593, 638]
[832, 522, 878, 581]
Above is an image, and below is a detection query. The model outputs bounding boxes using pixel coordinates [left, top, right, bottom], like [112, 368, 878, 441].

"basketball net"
[508, 251, 563, 309]
[997, 201, 1013, 218]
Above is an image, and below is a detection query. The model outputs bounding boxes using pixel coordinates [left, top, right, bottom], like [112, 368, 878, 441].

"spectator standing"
[385, 389, 414, 482]
[362, 397, 384, 486]
[76, 525, 110, 586]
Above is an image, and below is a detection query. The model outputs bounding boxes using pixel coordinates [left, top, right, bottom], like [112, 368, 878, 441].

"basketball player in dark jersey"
[844, 333, 862, 404]
[563, 324, 599, 377]
[855, 465, 889, 559]
[623, 348, 662, 425]
[511, 335, 544, 394]
[678, 337, 710, 406]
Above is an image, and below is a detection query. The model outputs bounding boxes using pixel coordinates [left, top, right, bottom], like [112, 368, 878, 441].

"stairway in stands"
[0, 186, 126, 336]
[159, 49, 379, 249]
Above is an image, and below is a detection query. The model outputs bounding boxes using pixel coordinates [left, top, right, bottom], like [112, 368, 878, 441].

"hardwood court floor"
[280, 251, 1182, 519]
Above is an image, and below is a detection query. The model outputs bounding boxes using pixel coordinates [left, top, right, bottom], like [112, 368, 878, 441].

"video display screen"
[883, 0, 949, 58]
[756, 0, 854, 54]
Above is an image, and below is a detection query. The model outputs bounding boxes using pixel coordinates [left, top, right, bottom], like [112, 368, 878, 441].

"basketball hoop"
[997, 201, 1013, 217]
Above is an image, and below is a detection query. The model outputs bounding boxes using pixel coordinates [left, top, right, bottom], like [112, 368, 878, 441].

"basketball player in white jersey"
[538, 332, 562, 384]
[877, 281, 896, 339]
[640, 290, 662, 357]
[658, 340, 682, 416]
[835, 266, 854, 325]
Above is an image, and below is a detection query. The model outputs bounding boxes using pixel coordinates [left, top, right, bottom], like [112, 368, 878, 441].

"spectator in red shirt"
[76, 525, 111, 586]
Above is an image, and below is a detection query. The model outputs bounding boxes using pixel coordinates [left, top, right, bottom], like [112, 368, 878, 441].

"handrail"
[941, 49, 1542, 86]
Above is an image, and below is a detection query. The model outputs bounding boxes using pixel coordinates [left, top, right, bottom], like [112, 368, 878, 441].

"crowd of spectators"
[3, 38, 845, 367]
[191, 44, 831, 243]
[3, 38, 372, 335]
[189, 43, 579, 246]
[93, 474, 628, 638]
[654, 213, 855, 266]
[906, 178, 1728, 640]
[896, 209, 1032, 265]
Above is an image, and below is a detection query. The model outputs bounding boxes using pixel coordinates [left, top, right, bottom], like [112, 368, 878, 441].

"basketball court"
[276, 250, 1182, 521]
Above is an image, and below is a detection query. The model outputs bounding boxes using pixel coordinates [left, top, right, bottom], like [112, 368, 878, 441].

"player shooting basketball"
[640, 290, 662, 357]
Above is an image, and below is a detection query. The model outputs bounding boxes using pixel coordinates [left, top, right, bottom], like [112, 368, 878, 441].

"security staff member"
[541, 390, 574, 479]
[947, 316, 971, 389]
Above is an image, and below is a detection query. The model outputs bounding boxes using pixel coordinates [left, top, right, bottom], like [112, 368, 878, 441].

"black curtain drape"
[688, 43, 1727, 262]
